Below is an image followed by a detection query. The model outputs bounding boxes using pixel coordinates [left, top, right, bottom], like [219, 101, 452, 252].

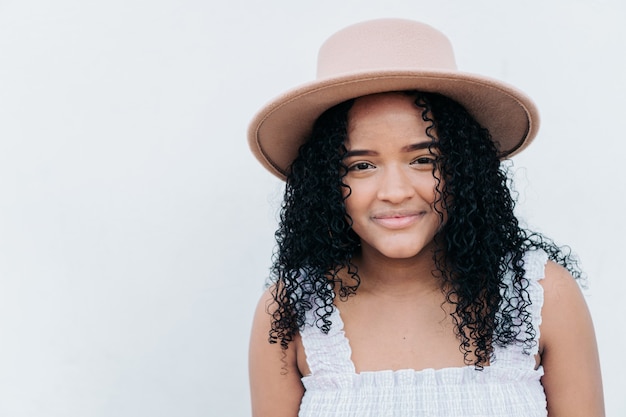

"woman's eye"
[349, 162, 374, 171]
[411, 156, 436, 166]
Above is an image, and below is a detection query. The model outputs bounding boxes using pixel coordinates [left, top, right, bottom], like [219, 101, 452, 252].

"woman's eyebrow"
[343, 141, 438, 158]
[343, 141, 439, 158]
[402, 141, 439, 152]
[342, 149, 377, 158]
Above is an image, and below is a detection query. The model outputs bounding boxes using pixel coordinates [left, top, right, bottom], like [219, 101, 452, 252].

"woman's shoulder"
[538, 256, 592, 355]
[536, 260, 605, 415]
[249, 287, 305, 416]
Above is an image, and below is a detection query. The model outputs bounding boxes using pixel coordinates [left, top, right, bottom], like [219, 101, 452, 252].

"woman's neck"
[351, 244, 442, 299]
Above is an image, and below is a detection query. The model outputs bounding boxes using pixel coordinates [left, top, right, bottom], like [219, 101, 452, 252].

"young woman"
[247, 19, 604, 417]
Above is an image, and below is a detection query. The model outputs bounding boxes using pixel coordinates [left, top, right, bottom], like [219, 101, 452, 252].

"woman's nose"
[376, 165, 416, 204]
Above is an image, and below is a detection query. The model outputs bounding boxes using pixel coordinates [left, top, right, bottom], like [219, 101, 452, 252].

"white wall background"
[0, 0, 623, 416]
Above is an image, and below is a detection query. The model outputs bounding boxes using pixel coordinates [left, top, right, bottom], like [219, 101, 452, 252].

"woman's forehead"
[346, 92, 436, 148]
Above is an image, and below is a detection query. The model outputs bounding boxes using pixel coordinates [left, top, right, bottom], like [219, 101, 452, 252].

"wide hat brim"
[248, 19, 540, 180]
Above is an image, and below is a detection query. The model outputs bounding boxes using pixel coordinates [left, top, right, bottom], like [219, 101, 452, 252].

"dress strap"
[300, 304, 355, 376]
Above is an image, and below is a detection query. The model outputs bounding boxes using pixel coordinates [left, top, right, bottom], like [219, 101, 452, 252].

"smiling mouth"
[372, 212, 425, 229]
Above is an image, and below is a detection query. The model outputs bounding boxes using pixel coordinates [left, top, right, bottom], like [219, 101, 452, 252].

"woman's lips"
[371, 212, 425, 229]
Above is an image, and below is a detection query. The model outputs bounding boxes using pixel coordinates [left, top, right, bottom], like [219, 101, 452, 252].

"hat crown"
[317, 19, 457, 79]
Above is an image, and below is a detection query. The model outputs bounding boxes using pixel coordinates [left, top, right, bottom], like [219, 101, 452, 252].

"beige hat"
[248, 18, 540, 180]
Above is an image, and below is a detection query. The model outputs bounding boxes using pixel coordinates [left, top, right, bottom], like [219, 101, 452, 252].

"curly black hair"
[267, 91, 582, 368]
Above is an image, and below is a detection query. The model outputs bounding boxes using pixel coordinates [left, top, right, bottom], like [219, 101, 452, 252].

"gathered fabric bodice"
[298, 250, 549, 417]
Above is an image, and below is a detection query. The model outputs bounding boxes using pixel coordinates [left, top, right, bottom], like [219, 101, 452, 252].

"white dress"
[298, 250, 549, 417]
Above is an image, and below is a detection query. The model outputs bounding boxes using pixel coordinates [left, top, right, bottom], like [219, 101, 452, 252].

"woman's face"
[342, 92, 445, 261]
